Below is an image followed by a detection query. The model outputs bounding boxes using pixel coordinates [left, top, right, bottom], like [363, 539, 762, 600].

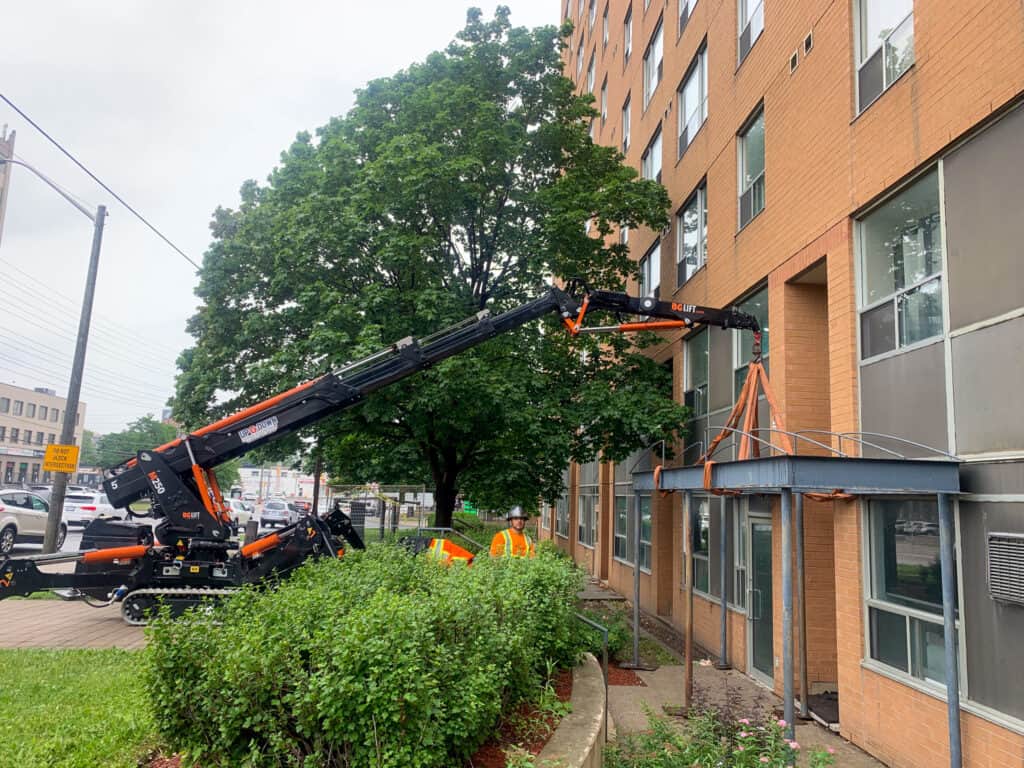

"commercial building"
[544, 1, 1024, 766]
[0, 382, 86, 484]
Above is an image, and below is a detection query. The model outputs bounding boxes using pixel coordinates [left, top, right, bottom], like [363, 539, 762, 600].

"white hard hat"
[507, 506, 528, 520]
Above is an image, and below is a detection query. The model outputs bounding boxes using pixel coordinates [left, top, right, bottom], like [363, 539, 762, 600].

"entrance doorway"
[748, 518, 774, 683]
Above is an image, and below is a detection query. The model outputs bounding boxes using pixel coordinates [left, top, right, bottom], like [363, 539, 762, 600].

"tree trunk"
[434, 478, 458, 530]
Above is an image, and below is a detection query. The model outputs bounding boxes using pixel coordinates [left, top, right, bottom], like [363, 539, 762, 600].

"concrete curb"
[537, 653, 606, 768]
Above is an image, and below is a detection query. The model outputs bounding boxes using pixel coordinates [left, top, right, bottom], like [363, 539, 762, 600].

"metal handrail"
[703, 426, 784, 462]
[841, 432, 960, 461]
[794, 429, 907, 460]
[749, 427, 849, 458]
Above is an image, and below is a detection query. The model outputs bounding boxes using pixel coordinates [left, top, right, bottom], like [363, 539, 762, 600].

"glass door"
[749, 520, 774, 682]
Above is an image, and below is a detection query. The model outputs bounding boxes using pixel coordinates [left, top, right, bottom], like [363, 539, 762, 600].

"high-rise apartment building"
[544, 1, 1024, 766]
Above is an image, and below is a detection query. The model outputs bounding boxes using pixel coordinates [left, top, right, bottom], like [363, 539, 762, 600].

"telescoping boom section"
[0, 283, 758, 622]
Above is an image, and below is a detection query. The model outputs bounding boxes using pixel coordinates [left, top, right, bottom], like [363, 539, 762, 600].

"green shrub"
[145, 543, 584, 767]
[576, 607, 632, 661]
[0, 649, 156, 768]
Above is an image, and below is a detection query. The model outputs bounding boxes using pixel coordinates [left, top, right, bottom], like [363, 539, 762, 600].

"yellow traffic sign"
[43, 444, 80, 474]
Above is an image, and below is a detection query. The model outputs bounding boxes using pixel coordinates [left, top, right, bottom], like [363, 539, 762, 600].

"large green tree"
[173, 8, 686, 526]
[94, 416, 178, 469]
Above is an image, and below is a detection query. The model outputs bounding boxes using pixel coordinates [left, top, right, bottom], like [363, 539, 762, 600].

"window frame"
[732, 286, 770, 399]
[679, 0, 698, 36]
[642, 17, 664, 109]
[738, 107, 766, 230]
[639, 241, 661, 299]
[855, 0, 914, 113]
[621, 94, 631, 153]
[856, 167, 944, 362]
[638, 494, 653, 573]
[602, 3, 609, 47]
[588, 0, 597, 30]
[555, 495, 570, 538]
[738, 0, 764, 65]
[13, 400, 24, 416]
[692, 497, 711, 595]
[577, 487, 598, 548]
[641, 126, 662, 182]
[600, 77, 608, 124]
[733, 503, 747, 609]
[613, 491, 634, 564]
[0, 397, 9, 414]
[576, 40, 585, 77]
[684, 329, 709, 419]
[676, 44, 708, 158]
[587, 51, 595, 93]
[676, 183, 707, 287]
[624, 8, 633, 63]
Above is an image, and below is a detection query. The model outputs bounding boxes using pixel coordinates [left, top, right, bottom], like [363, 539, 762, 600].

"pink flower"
[760, 758, 770, 764]
[740, 731, 750, 738]
[828, 747, 836, 755]
[788, 740, 801, 750]
[738, 718, 751, 725]
[736, 746, 745, 752]
[777, 719, 787, 727]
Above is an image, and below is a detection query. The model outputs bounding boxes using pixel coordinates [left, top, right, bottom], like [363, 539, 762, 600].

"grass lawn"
[0, 648, 158, 768]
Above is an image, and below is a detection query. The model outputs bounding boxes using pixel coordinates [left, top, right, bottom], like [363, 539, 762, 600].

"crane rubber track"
[120, 587, 239, 626]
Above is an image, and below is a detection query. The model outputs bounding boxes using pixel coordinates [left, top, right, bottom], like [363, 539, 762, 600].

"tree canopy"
[173, 8, 686, 525]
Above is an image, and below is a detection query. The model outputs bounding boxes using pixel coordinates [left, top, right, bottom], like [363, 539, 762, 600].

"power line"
[0, 92, 202, 271]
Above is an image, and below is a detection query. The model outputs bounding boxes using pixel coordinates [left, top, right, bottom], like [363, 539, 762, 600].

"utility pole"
[44, 204, 106, 552]
[0, 127, 14, 245]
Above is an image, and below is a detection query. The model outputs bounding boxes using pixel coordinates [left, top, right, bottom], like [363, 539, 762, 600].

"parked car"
[0, 489, 67, 554]
[260, 499, 299, 528]
[226, 498, 254, 527]
[63, 492, 118, 527]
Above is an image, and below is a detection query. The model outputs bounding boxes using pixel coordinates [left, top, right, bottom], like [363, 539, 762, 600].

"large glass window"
[588, 0, 596, 30]
[738, 109, 765, 228]
[576, 41, 584, 77]
[639, 494, 653, 571]
[614, 494, 633, 562]
[600, 78, 608, 123]
[26, 403, 36, 418]
[677, 46, 708, 157]
[624, 8, 633, 62]
[621, 95, 631, 153]
[555, 495, 570, 537]
[640, 242, 661, 299]
[679, 0, 698, 34]
[641, 127, 662, 182]
[733, 287, 769, 395]
[642, 18, 663, 109]
[602, 4, 609, 47]
[0, 397, 9, 413]
[734, 505, 747, 608]
[738, 0, 764, 63]
[587, 53, 595, 93]
[867, 499, 958, 686]
[39, 405, 48, 420]
[692, 498, 711, 593]
[13, 400, 23, 416]
[578, 491, 597, 547]
[857, 0, 914, 112]
[684, 330, 709, 418]
[676, 184, 707, 285]
[858, 169, 943, 360]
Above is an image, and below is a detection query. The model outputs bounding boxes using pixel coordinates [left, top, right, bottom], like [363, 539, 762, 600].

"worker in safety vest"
[426, 537, 474, 566]
[489, 506, 536, 558]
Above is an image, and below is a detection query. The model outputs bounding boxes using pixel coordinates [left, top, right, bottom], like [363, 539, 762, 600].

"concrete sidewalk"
[0, 599, 145, 650]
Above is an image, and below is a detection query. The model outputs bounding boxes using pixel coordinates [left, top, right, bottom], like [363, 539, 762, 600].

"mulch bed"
[467, 668, 573, 768]
[608, 663, 647, 686]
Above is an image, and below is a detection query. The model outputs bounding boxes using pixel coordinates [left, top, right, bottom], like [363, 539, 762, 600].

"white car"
[63, 491, 118, 527]
[226, 498, 254, 526]
[0, 489, 67, 554]
[260, 499, 299, 528]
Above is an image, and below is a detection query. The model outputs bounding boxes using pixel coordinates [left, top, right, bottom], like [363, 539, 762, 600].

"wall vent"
[790, 50, 799, 74]
[989, 533, 1024, 606]
[804, 31, 814, 54]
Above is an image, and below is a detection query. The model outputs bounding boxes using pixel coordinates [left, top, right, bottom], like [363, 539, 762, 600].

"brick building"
[0, 383, 86, 485]
[541, 1, 1024, 766]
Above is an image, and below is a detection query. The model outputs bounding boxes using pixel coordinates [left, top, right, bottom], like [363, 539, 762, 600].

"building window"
[692, 498, 711, 593]
[555, 496, 570, 537]
[738, 108, 765, 228]
[734, 506, 747, 608]
[600, 78, 608, 123]
[619, 225, 629, 247]
[640, 242, 661, 299]
[587, 53, 595, 93]
[679, 0, 697, 34]
[639, 494, 652, 571]
[676, 184, 707, 285]
[613, 495, 632, 562]
[642, 18, 663, 109]
[624, 8, 632, 62]
[641, 127, 662, 182]
[52, 408, 59, 422]
[621, 95, 631, 152]
[541, 502, 551, 530]
[602, 4, 609, 47]
[677, 45, 708, 157]
[39, 405, 48, 420]
[30, 464, 40, 483]
[10, 429, 19, 443]
[867, 499, 957, 686]
[22, 430, 31, 445]
[578, 0, 585, 18]
[576, 41, 584, 77]
[48, 434, 55, 444]
[0, 397, 8, 413]
[588, 0, 596, 30]
[26, 403, 36, 418]
[578, 492, 597, 547]
[13, 400, 24, 416]
[856, 0, 914, 113]
[34, 432, 44, 445]
[858, 169, 943, 360]
[733, 287, 769, 395]
[738, 0, 764, 64]
[684, 330, 709, 418]
[0, 427, 5, 442]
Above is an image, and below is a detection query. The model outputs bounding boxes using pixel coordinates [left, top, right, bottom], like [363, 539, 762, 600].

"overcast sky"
[0, 1, 559, 434]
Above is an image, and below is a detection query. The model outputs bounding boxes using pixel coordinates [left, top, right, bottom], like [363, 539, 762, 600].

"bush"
[145, 544, 584, 767]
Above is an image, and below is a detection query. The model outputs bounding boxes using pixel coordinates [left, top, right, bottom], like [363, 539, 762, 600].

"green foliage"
[145, 544, 585, 767]
[214, 457, 242, 493]
[172, 7, 681, 528]
[0, 649, 157, 768]
[79, 429, 100, 467]
[577, 606, 632, 661]
[94, 415, 178, 468]
[603, 709, 837, 768]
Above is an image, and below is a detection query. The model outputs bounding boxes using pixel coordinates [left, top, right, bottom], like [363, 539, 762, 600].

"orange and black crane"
[0, 281, 758, 623]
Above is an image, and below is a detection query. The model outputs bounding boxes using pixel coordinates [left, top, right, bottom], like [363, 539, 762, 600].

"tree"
[80, 430, 100, 468]
[173, 8, 686, 527]
[95, 416, 178, 470]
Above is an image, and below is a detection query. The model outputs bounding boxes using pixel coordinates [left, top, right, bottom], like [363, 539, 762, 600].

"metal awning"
[633, 454, 961, 496]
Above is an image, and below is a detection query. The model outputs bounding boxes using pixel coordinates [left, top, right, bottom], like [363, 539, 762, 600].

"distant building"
[0, 382, 86, 484]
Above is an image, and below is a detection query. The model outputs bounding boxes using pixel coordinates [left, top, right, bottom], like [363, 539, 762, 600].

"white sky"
[0, 1, 559, 434]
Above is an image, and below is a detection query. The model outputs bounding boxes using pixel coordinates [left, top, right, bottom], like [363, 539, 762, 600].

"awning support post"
[632, 490, 641, 668]
[938, 492, 962, 768]
[781, 488, 795, 741]
[684, 490, 694, 709]
[796, 492, 809, 719]
[717, 495, 730, 668]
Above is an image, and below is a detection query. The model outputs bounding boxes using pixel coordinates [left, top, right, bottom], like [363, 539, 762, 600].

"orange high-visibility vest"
[427, 538, 474, 566]
[490, 528, 535, 558]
